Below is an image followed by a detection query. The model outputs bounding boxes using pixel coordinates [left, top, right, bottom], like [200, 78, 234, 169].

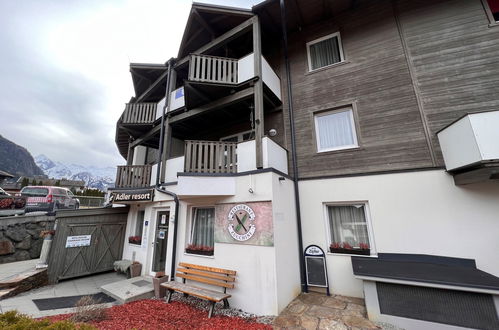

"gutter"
[155, 186, 179, 281]
[280, 0, 307, 292]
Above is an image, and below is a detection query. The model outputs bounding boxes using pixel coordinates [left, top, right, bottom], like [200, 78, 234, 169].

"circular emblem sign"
[227, 204, 256, 241]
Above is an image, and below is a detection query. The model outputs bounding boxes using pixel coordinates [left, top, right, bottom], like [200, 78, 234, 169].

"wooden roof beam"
[136, 70, 169, 102]
[193, 9, 216, 40]
[170, 87, 254, 124]
[175, 16, 256, 69]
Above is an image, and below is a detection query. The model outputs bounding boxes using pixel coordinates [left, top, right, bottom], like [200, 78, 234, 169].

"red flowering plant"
[128, 236, 142, 245]
[185, 244, 214, 256]
[329, 241, 370, 255]
[359, 242, 370, 250]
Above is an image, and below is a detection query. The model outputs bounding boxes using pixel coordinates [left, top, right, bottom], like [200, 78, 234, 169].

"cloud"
[0, 0, 254, 167]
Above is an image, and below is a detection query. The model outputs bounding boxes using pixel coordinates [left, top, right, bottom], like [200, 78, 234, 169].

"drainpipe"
[156, 58, 175, 186]
[280, 0, 307, 292]
[155, 186, 179, 281]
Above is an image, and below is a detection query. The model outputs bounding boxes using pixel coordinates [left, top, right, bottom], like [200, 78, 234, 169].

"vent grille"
[376, 282, 499, 330]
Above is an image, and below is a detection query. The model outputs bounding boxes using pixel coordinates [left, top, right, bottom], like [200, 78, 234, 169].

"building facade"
[110, 0, 499, 327]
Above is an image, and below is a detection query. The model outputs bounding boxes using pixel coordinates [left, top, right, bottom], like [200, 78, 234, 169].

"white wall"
[237, 140, 256, 172]
[237, 137, 288, 174]
[237, 53, 254, 83]
[150, 164, 158, 186]
[132, 146, 147, 165]
[164, 156, 184, 183]
[170, 87, 185, 112]
[156, 97, 166, 120]
[298, 169, 499, 298]
[262, 57, 282, 101]
[177, 176, 236, 196]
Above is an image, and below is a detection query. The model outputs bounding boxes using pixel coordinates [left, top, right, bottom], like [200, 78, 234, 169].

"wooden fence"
[189, 54, 238, 84]
[122, 103, 157, 124]
[184, 140, 237, 173]
[47, 207, 128, 283]
[115, 165, 152, 188]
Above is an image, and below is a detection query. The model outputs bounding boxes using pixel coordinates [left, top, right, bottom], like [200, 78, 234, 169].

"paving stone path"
[273, 292, 379, 330]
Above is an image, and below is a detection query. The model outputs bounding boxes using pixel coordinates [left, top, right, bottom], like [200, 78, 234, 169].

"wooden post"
[127, 138, 134, 166]
[160, 69, 177, 182]
[253, 16, 264, 169]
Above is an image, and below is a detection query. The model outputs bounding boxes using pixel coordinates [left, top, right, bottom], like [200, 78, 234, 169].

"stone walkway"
[273, 292, 379, 330]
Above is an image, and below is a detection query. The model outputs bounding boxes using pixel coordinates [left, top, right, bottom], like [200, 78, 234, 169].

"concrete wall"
[132, 146, 147, 166]
[298, 169, 499, 298]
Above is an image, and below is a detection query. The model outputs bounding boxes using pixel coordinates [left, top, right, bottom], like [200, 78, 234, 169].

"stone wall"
[0, 215, 55, 263]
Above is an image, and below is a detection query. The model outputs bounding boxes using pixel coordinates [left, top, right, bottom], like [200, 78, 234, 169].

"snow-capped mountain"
[35, 154, 115, 191]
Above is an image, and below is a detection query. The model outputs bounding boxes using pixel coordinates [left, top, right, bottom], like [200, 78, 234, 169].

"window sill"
[184, 252, 215, 259]
[489, 22, 499, 28]
[306, 61, 350, 75]
[128, 243, 142, 247]
[317, 146, 361, 155]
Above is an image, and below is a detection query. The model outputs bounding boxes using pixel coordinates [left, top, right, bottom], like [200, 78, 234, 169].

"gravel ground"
[157, 292, 276, 324]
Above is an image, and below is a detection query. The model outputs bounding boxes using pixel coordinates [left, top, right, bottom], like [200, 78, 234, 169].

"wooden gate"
[47, 207, 129, 284]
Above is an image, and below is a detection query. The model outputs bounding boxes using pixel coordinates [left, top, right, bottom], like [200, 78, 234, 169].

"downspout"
[280, 0, 307, 292]
[155, 186, 179, 281]
[154, 58, 180, 281]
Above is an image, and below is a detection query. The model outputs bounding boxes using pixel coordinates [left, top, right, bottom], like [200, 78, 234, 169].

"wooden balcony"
[115, 165, 152, 188]
[184, 140, 237, 173]
[121, 103, 157, 125]
[188, 54, 238, 85]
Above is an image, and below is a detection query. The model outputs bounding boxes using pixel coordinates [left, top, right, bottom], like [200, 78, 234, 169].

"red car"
[22, 186, 80, 214]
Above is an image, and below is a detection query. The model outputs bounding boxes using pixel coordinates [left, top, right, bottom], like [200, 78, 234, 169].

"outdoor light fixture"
[269, 129, 277, 136]
[279, 176, 285, 181]
[248, 188, 254, 193]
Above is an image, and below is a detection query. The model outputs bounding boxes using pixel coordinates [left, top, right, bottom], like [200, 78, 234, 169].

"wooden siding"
[396, 0, 499, 165]
[284, 0, 434, 178]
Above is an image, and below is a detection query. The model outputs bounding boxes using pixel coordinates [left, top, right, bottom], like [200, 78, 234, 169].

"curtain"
[328, 205, 369, 247]
[317, 110, 355, 150]
[135, 211, 145, 237]
[191, 208, 214, 247]
[309, 36, 341, 70]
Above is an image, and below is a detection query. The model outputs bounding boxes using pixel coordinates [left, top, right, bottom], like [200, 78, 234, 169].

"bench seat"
[161, 281, 231, 302]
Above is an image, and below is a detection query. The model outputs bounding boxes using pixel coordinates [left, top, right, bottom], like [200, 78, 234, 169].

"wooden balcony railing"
[121, 103, 157, 124]
[115, 165, 152, 188]
[184, 140, 237, 173]
[188, 54, 238, 84]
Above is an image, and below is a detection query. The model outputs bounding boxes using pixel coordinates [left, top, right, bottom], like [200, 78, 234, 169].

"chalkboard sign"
[304, 245, 330, 295]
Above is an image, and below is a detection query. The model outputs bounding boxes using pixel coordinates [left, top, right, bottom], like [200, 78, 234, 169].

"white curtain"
[328, 205, 369, 247]
[191, 208, 214, 247]
[317, 110, 355, 150]
[310, 36, 341, 70]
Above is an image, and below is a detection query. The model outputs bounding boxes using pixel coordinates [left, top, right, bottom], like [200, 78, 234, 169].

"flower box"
[185, 249, 214, 256]
[128, 236, 142, 245]
[329, 247, 370, 255]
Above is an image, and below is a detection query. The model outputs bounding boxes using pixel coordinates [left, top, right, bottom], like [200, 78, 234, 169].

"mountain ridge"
[0, 135, 44, 177]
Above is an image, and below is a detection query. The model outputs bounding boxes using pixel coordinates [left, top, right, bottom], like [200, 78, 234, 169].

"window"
[314, 107, 358, 152]
[327, 204, 372, 255]
[484, 0, 499, 23]
[186, 208, 214, 256]
[307, 32, 344, 71]
[129, 211, 144, 245]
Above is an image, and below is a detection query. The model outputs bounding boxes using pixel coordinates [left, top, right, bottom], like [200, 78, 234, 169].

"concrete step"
[0, 287, 19, 300]
[100, 276, 154, 304]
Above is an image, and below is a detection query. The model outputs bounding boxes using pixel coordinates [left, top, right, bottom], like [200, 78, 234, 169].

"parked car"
[21, 186, 80, 214]
[0, 187, 26, 217]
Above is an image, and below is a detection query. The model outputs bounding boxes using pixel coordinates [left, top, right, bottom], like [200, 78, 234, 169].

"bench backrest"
[176, 263, 236, 292]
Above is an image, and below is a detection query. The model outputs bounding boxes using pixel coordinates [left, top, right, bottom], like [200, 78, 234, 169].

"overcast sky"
[0, 0, 253, 167]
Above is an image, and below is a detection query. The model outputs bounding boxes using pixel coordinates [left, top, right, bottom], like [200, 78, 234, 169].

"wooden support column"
[160, 68, 177, 183]
[127, 138, 134, 165]
[253, 16, 264, 169]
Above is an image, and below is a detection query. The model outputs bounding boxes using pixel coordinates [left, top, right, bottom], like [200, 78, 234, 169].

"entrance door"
[152, 211, 169, 272]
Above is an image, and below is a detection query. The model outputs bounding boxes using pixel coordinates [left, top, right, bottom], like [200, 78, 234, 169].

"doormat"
[132, 280, 151, 287]
[33, 292, 115, 311]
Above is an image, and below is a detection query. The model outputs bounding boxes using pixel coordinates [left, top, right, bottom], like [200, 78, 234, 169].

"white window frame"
[186, 206, 215, 257]
[306, 32, 345, 72]
[482, 0, 499, 26]
[323, 201, 376, 256]
[314, 107, 359, 153]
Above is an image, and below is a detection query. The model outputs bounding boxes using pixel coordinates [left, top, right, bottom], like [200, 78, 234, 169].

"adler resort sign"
[215, 201, 273, 246]
[110, 189, 154, 203]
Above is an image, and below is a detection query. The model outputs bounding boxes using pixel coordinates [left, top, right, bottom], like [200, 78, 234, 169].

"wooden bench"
[161, 263, 236, 318]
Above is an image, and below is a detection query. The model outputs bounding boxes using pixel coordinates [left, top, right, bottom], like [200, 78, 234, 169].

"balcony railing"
[122, 103, 157, 124]
[184, 140, 237, 173]
[115, 165, 152, 188]
[188, 54, 238, 84]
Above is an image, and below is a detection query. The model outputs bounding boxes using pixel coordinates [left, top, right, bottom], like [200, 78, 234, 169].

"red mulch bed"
[48, 299, 272, 330]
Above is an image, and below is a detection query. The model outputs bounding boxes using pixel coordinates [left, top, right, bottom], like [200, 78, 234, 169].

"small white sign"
[65, 235, 91, 248]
